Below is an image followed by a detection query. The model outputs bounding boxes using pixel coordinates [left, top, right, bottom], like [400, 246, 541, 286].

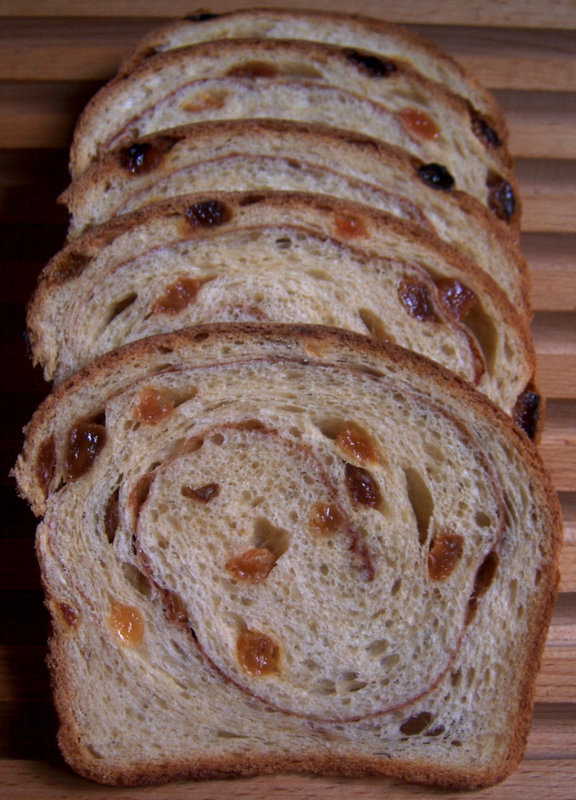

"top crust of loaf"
[26, 190, 534, 418]
[69, 37, 514, 206]
[118, 7, 507, 140]
[60, 119, 529, 309]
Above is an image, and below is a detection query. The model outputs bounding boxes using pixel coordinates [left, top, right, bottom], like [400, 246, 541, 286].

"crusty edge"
[60, 118, 528, 302]
[117, 8, 507, 141]
[15, 321, 541, 516]
[26, 190, 535, 407]
[23, 322, 562, 788]
[69, 37, 514, 182]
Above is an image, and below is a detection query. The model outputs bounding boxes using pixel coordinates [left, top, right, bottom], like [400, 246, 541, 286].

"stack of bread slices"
[14, 8, 562, 790]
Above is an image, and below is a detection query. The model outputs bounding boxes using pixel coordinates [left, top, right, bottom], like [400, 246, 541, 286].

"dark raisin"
[343, 48, 397, 78]
[185, 12, 220, 21]
[398, 279, 438, 322]
[36, 435, 56, 495]
[470, 109, 502, 149]
[64, 421, 106, 481]
[186, 199, 231, 227]
[345, 464, 381, 507]
[466, 550, 499, 624]
[417, 163, 455, 191]
[487, 176, 516, 223]
[435, 278, 477, 321]
[513, 390, 541, 441]
[120, 142, 162, 175]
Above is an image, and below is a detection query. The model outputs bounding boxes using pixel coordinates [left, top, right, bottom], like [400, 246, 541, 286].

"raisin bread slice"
[27, 191, 535, 425]
[69, 38, 518, 228]
[119, 8, 507, 142]
[13, 324, 561, 788]
[61, 119, 529, 310]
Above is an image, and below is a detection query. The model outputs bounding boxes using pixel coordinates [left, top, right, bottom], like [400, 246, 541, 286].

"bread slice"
[26, 190, 535, 423]
[118, 8, 507, 142]
[61, 119, 529, 310]
[69, 38, 518, 230]
[13, 323, 561, 788]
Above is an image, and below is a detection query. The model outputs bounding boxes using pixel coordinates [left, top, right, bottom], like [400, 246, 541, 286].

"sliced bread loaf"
[69, 38, 518, 230]
[61, 119, 529, 310]
[119, 8, 507, 142]
[13, 324, 561, 788]
[27, 191, 535, 422]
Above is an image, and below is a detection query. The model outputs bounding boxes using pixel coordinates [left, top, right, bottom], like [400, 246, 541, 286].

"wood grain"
[1, 2, 574, 798]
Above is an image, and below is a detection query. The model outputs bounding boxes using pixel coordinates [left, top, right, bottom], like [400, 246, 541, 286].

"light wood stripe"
[1, 20, 575, 90]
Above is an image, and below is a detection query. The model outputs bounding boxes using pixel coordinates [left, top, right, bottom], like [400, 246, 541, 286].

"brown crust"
[24, 322, 561, 789]
[25, 190, 535, 419]
[60, 118, 529, 304]
[69, 38, 515, 193]
[32, 189, 533, 335]
[118, 8, 507, 141]
[16, 321, 544, 515]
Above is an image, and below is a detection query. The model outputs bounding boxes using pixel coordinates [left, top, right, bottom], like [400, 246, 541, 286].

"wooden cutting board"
[0, 1, 574, 797]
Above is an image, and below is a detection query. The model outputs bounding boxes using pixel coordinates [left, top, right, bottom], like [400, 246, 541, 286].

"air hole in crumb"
[474, 510, 492, 528]
[106, 293, 137, 324]
[400, 712, 432, 736]
[391, 578, 402, 596]
[253, 517, 290, 557]
[404, 468, 434, 546]
[122, 563, 152, 597]
[462, 304, 498, 375]
[358, 308, 393, 341]
[366, 639, 388, 656]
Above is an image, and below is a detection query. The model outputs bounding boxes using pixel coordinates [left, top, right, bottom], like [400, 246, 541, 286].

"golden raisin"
[428, 533, 464, 581]
[182, 91, 227, 113]
[400, 108, 440, 141]
[135, 386, 175, 425]
[151, 277, 201, 315]
[108, 603, 145, 647]
[310, 502, 344, 535]
[345, 464, 381, 507]
[226, 547, 277, 582]
[335, 425, 379, 463]
[237, 629, 279, 676]
[334, 214, 367, 239]
[64, 420, 106, 481]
